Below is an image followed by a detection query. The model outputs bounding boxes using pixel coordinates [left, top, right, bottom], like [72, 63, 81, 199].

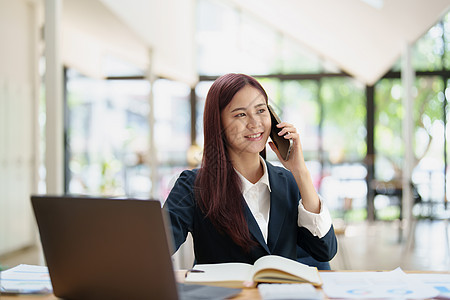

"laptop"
[31, 195, 240, 300]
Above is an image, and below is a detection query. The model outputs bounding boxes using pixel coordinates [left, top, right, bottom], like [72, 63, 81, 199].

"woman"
[163, 73, 337, 265]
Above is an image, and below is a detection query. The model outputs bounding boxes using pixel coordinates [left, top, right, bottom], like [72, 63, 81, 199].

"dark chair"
[297, 246, 331, 270]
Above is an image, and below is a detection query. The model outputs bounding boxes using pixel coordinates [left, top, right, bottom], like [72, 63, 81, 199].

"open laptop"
[31, 195, 240, 300]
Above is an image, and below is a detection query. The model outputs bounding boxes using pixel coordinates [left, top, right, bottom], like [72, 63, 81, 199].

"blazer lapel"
[266, 164, 288, 250]
[243, 201, 270, 254]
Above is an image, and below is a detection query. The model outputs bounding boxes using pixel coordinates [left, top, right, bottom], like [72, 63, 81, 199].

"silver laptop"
[31, 195, 240, 300]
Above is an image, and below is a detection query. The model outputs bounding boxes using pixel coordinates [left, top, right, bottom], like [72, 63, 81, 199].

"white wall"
[0, 0, 40, 255]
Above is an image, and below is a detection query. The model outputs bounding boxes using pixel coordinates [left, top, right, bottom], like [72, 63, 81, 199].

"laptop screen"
[31, 195, 179, 300]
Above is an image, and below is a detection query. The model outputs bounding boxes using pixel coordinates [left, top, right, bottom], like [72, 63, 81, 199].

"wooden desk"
[0, 290, 262, 300]
[1, 270, 261, 300]
[2, 270, 448, 299]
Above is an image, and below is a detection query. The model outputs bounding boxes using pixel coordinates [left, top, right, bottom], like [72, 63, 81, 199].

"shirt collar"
[235, 156, 272, 194]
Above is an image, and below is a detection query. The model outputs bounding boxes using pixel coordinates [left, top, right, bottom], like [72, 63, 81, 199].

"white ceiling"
[62, 0, 450, 86]
[62, 0, 149, 79]
[227, 0, 450, 85]
[98, 0, 196, 84]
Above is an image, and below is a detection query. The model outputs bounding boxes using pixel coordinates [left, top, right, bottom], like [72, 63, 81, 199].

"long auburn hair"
[195, 73, 268, 251]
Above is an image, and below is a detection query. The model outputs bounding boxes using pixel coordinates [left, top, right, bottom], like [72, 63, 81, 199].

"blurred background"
[1, 0, 450, 271]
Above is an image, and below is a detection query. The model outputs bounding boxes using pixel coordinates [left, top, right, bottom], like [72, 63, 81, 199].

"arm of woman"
[269, 121, 337, 261]
[162, 169, 197, 253]
[297, 225, 338, 262]
[268, 121, 320, 213]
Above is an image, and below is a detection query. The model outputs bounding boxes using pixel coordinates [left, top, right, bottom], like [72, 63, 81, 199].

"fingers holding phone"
[267, 105, 306, 169]
[272, 122, 302, 157]
[268, 105, 293, 161]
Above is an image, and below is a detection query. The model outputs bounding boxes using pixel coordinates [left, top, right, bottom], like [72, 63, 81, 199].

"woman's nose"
[247, 115, 261, 128]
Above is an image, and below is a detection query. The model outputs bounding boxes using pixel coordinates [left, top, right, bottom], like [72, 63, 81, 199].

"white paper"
[0, 264, 52, 294]
[321, 268, 439, 299]
[258, 283, 323, 300]
[407, 273, 450, 299]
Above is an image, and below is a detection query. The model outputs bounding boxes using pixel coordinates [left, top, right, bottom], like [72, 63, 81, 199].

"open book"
[184, 255, 322, 288]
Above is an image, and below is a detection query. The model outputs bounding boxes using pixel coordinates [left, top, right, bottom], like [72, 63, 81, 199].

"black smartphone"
[268, 105, 293, 161]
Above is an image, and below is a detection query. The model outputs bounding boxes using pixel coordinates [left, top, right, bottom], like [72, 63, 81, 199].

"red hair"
[195, 73, 268, 251]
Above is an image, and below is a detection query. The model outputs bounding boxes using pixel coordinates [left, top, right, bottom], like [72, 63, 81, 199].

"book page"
[185, 262, 254, 284]
[252, 255, 321, 285]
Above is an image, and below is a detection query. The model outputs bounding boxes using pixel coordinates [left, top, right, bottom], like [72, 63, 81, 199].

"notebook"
[31, 195, 240, 300]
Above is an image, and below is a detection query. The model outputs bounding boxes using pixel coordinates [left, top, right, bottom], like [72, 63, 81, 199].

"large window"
[66, 69, 150, 197]
[372, 13, 449, 220]
[320, 78, 367, 217]
[63, 2, 450, 222]
[65, 71, 190, 200]
[153, 79, 191, 200]
[374, 76, 447, 219]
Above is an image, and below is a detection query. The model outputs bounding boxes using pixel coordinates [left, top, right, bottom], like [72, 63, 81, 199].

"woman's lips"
[245, 132, 263, 140]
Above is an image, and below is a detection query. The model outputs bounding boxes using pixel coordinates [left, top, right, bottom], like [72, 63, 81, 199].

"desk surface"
[0, 290, 260, 300]
[0, 270, 261, 300]
[2, 270, 448, 300]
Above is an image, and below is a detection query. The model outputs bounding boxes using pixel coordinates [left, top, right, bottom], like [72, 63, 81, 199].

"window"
[66, 69, 150, 197]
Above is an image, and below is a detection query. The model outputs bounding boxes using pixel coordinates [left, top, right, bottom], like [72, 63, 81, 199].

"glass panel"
[412, 77, 446, 218]
[447, 78, 450, 209]
[321, 78, 366, 162]
[444, 13, 450, 70]
[386, 13, 448, 73]
[374, 78, 403, 182]
[66, 69, 150, 197]
[373, 78, 403, 220]
[278, 80, 320, 162]
[277, 80, 322, 192]
[153, 79, 191, 200]
[194, 80, 213, 147]
[375, 77, 446, 220]
[412, 22, 444, 71]
[391, 13, 447, 72]
[320, 77, 367, 219]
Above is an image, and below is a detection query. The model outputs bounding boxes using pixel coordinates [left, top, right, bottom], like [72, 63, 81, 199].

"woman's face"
[220, 85, 271, 158]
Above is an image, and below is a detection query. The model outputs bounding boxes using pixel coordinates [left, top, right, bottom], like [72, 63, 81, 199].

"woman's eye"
[257, 108, 266, 114]
[235, 113, 246, 118]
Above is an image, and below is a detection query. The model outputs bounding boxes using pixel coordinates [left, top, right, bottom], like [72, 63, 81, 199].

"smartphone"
[268, 105, 293, 161]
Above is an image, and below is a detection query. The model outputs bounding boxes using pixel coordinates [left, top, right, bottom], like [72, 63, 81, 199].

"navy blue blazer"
[163, 161, 337, 265]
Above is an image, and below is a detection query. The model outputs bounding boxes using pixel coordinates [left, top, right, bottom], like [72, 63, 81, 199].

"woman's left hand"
[268, 122, 321, 213]
[268, 122, 306, 173]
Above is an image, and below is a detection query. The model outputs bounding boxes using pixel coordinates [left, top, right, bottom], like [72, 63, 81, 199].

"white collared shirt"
[236, 158, 272, 243]
[235, 157, 332, 244]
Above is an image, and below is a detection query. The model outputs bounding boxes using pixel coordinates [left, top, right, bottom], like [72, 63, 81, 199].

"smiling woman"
[194, 74, 270, 250]
[163, 73, 337, 266]
[220, 85, 272, 178]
